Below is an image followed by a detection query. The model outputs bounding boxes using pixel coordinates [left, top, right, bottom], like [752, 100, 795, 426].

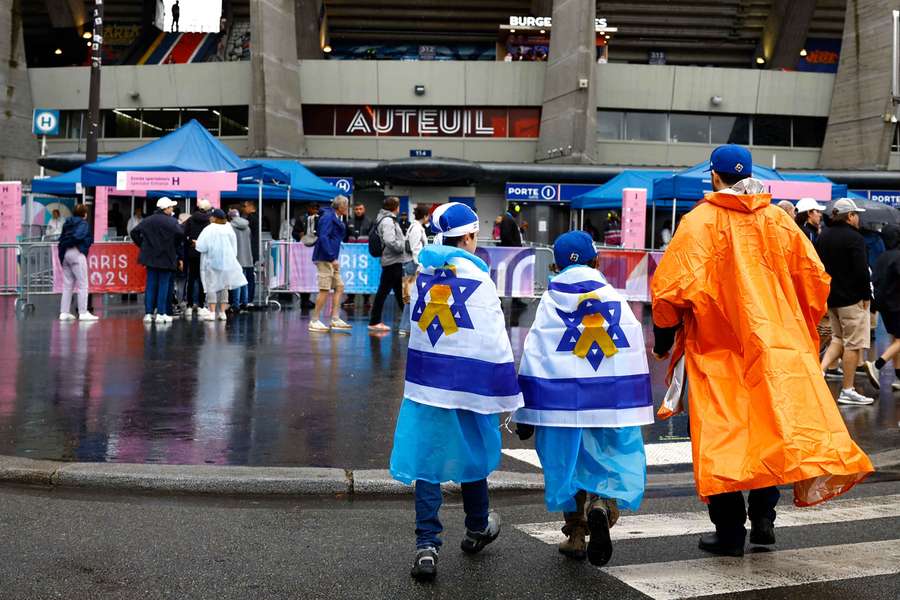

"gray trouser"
[60, 247, 88, 315]
[206, 289, 227, 304]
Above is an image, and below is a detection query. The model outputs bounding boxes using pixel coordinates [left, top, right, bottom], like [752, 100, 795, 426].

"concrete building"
[10, 0, 900, 243]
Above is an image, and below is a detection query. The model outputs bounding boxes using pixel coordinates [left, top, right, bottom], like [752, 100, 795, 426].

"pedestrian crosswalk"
[503, 441, 693, 469]
[515, 493, 900, 599]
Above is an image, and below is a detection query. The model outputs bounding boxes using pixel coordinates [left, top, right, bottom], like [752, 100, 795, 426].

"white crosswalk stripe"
[515, 494, 900, 598]
[516, 493, 900, 544]
[503, 441, 693, 469]
[605, 539, 900, 600]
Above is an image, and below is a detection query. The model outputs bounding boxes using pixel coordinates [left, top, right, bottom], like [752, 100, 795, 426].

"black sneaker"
[749, 518, 776, 545]
[586, 505, 613, 566]
[410, 547, 438, 582]
[460, 511, 500, 554]
[698, 533, 744, 557]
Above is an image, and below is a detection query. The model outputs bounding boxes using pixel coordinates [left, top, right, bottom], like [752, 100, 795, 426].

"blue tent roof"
[32, 167, 84, 195]
[571, 170, 674, 209]
[653, 161, 784, 201]
[236, 159, 341, 201]
[80, 120, 287, 186]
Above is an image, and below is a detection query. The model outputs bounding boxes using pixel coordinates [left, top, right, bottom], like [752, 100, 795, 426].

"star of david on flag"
[411, 267, 482, 346]
[556, 293, 630, 370]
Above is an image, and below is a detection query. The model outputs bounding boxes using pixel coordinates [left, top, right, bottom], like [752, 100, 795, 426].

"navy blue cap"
[210, 208, 227, 219]
[707, 144, 752, 176]
[554, 231, 596, 270]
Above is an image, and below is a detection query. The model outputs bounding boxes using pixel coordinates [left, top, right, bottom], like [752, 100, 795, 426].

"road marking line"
[502, 441, 693, 469]
[515, 494, 900, 545]
[603, 539, 900, 600]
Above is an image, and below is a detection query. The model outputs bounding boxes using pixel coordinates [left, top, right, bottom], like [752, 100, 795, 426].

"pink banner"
[116, 171, 238, 192]
[596, 249, 665, 302]
[94, 186, 109, 241]
[621, 187, 647, 250]
[762, 180, 831, 201]
[0, 181, 22, 244]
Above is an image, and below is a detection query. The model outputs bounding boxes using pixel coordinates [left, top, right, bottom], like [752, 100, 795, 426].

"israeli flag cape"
[405, 245, 524, 414]
[513, 265, 653, 427]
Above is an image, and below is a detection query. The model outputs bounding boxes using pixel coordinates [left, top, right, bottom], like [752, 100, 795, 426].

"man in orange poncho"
[651, 144, 873, 558]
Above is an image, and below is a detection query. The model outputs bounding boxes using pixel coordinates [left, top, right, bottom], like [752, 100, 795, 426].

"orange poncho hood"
[651, 189, 873, 506]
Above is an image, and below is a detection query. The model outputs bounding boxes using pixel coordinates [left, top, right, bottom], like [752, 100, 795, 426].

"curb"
[0, 451, 896, 498]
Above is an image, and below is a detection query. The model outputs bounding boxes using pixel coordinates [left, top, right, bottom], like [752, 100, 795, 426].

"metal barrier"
[0, 244, 20, 297]
[18, 242, 57, 312]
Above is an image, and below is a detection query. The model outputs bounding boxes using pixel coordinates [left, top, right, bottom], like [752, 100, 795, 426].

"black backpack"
[368, 215, 393, 257]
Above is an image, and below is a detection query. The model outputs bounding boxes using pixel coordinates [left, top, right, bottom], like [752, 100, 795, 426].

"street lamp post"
[86, 0, 104, 165]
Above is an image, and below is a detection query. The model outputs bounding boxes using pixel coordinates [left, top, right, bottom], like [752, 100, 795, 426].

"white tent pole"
[257, 179, 263, 261]
[671, 198, 677, 232]
[650, 201, 656, 250]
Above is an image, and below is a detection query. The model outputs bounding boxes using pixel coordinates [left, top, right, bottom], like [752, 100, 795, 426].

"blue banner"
[505, 182, 599, 203]
[866, 190, 900, 207]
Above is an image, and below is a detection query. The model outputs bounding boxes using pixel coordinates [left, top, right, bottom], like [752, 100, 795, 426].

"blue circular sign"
[540, 185, 557, 200]
[335, 179, 351, 193]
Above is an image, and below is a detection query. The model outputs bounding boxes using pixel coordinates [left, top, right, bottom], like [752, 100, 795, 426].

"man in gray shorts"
[816, 199, 875, 405]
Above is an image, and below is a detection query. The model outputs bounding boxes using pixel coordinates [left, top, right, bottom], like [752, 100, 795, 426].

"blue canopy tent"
[652, 161, 784, 202]
[32, 167, 85, 196]
[571, 170, 674, 210]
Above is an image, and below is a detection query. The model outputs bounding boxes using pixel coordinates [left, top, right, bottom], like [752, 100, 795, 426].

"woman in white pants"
[57, 204, 98, 321]
[195, 208, 247, 321]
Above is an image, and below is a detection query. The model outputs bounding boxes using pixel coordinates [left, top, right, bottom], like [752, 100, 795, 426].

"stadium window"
[140, 109, 181, 137]
[624, 111, 667, 142]
[102, 109, 142, 138]
[597, 110, 625, 140]
[792, 116, 827, 148]
[59, 110, 85, 140]
[182, 108, 220, 136]
[752, 115, 791, 147]
[220, 106, 249, 135]
[669, 113, 709, 143]
[710, 115, 750, 145]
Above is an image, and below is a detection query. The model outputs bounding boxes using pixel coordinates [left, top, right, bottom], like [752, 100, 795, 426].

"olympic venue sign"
[302, 106, 541, 138]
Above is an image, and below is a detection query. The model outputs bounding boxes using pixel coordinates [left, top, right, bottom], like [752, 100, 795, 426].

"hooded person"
[389, 202, 524, 582]
[195, 208, 247, 321]
[651, 144, 873, 558]
[511, 231, 652, 567]
[228, 208, 253, 311]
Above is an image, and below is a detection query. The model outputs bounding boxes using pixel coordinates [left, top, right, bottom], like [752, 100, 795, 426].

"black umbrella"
[824, 198, 900, 231]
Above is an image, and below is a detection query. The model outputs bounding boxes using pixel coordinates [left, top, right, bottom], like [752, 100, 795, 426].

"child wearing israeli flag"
[389, 203, 524, 582]
[512, 231, 653, 567]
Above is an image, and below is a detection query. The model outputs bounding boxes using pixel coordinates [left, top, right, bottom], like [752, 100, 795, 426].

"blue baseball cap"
[554, 231, 596, 269]
[707, 144, 752, 176]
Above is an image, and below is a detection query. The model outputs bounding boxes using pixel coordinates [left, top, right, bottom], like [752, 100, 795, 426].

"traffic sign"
[32, 109, 60, 137]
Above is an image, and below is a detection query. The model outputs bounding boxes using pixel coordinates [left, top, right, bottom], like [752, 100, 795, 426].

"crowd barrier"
[265, 241, 544, 301]
[0, 244, 19, 296]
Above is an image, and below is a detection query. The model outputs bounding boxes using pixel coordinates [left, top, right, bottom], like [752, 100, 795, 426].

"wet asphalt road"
[0, 477, 897, 599]
[0, 296, 895, 468]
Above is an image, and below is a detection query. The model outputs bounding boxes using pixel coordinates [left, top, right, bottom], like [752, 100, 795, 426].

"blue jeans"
[229, 285, 249, 307]
[244, 267, 256, 304]
[145, 268, 173, 315]
[414, 479, 489, 549]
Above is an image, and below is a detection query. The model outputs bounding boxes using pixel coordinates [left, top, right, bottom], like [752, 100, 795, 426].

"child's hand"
[515, 423, 534, 441]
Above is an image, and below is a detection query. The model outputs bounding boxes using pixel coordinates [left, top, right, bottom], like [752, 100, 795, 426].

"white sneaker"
[143, 314, 155, 323]
[864, 361, 881, 390]
[58, 313, 76, 321]
[217, 312, 227, 321]
[197, 307, 212, 318]
[837, 388, 875, 405]
[330, 318, 351, 330]
[309, 319, 330, 332]
[157, 314, 173, 324]
[202, 312, 216, 322]
[78, 312, 99, 322]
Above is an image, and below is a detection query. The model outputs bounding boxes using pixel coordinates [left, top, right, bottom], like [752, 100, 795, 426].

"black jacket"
[873, 225, 900, 313]
[349, 214, 373, 241]
[801, 222, 819, 245]
[131, 211, 185, 271]
[247, 212, 260, 263]
[292, 213, 319, 242]
[499, 213, 522, 247]
[57, 217, 93, 264]
[183, 210, 210, 260]
[815, 220, 871, 308]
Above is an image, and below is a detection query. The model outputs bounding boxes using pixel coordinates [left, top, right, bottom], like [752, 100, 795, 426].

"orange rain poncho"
[651, 189, 873, 506]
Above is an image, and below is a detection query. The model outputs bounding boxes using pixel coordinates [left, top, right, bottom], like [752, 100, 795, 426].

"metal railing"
[0, 244, 20, 297]
[18, 242, 57, 312]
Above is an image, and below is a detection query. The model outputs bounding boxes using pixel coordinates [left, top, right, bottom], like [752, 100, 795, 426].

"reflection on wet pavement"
[0, 297, 895, 467]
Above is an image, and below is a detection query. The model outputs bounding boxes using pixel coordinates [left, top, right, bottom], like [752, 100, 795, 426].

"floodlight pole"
[86, 0, 104, 166]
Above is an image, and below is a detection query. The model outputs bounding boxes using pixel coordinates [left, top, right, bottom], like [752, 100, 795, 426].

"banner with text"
[53, 242, 146, 293]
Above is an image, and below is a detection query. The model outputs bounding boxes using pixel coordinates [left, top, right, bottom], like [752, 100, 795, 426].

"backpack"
[368, 215, 393, 257]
